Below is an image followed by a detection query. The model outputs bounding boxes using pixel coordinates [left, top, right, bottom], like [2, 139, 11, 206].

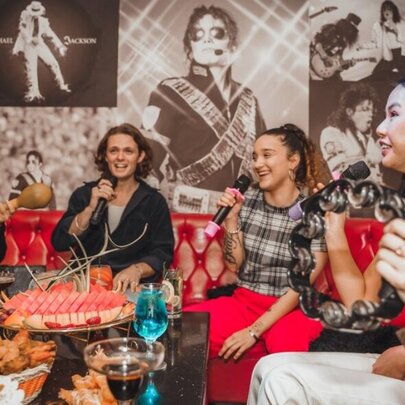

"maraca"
[8, 183, 53, 210]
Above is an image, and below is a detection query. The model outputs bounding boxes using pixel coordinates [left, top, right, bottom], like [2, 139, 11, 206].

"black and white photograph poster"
[309, 0, 405, 189]
[121, 0, 309, 213]
[0, 0, 119, 107]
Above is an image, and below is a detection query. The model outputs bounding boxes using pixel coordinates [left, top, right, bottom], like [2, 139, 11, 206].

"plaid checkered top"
[237, 188, 327, 297]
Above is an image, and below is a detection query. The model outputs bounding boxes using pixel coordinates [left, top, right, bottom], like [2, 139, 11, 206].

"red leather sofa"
[0, 211, 393, 404]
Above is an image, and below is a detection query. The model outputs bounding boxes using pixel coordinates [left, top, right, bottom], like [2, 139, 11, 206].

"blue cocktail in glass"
[134, 283, 168, 343]
[133, 283, 168, 404]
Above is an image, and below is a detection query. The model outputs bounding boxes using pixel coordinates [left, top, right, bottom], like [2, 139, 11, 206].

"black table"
[34, 312, 209, 404]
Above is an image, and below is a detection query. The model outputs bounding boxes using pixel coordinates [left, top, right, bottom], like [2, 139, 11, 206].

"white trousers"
[248, 352, 405, 405]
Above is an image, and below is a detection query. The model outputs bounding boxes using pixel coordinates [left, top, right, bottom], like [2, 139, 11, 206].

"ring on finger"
[396, 244, 405, 257]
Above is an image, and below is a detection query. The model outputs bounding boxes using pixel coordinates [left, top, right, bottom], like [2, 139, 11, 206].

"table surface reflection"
[34, 312, 209, 405]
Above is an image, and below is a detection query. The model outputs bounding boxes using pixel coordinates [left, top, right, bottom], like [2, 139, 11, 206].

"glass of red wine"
[83, 337, 165, 405]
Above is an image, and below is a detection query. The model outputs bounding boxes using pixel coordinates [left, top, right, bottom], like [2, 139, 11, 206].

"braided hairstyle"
[261, 123, 324, 191]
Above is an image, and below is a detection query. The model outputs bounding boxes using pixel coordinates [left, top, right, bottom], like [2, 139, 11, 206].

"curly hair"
[94, 123, 153, 180]
[183, 5, 238, 60]
[260, 124, 323, 191]
[326, 83, 378, 133]
[335, 18, 359, 46]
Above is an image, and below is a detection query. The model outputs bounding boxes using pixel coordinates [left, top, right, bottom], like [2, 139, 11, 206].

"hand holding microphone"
[204, 175, 251, 237]
[288, 161, 370, 221]
[90, 175, 118, 226]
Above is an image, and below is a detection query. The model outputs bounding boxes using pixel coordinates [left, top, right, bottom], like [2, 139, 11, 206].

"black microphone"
[288, 161, 370, 221]
[90, 174, 118, 226]
[204, 175, 251, 237]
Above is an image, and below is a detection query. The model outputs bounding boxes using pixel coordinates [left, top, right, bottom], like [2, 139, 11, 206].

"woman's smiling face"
[377, 83, 405, 173]
[252, 134, 298, 191]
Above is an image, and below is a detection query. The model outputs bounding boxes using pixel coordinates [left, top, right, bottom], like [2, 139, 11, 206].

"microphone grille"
[342, 161, 370, 180]
[234, 175, 251, 194]
[106, 174, 118, 188]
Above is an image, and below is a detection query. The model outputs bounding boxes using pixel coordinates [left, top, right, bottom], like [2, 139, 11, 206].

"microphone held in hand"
[331, 160, 370, 181]
[204, 175, 251, 238]
[90, 175, 118, 226]
[288, 161, 370, 221]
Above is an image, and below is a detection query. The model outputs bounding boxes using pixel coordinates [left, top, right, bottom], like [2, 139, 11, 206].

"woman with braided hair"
[185, 123, 328, 360]
[247, 79, 405, 405]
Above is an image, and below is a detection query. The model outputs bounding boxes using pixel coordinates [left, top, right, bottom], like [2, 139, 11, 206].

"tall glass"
[83, 337, 165, 405]
[133, 283, 168, 344]
[133, 283, 168, 404]
[89, 264, 113, 290]
[164, 267, 183, 319]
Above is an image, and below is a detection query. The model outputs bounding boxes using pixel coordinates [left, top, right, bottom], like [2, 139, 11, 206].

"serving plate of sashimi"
[0, 281, 135, 333]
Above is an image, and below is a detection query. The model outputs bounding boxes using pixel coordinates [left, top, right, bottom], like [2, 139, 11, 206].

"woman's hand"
[113, 265, 142, 292]
[376, 219, 405, 303]
[218, 328, 257, 360]
[0, 202, 14, 223]
[313, 182, 347, 241]
[372, 345, 405, 380]
[324, 211, 346, 240]
[89, 178, 116, 212]
[218, 187, 244, 223]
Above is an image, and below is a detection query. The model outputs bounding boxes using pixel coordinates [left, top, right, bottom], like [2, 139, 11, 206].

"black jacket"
[52, 180, 174, 280]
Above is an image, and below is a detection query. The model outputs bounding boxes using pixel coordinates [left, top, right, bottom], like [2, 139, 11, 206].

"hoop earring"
[289, 169, 296, 182]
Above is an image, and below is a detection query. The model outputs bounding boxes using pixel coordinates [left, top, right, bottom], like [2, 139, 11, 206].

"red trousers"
[184, 287, 323, 359]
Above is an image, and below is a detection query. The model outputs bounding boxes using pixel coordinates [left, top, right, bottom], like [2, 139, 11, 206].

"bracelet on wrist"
[223, 223, 241, 234]
[248, 329, 260, 342]
[74, 215, 88, 232]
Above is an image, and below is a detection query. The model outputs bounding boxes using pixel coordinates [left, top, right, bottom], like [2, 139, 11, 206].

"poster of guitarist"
[310, 13, 376, 81]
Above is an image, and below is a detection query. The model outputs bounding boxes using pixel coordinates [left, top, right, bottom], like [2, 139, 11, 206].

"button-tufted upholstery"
[1, 211, 398, 403]
[1, 210, 70, 269]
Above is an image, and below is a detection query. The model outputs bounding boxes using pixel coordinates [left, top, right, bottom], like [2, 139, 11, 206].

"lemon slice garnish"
[161, 280, 175, 304]
[169, 295, 181, 307]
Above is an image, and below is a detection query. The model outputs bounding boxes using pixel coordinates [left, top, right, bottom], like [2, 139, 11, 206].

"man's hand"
[113, 265, 142, 293]
[218, 328, 257, 360]
[372, 345, 405, 380]
[88, 178, 116, 212]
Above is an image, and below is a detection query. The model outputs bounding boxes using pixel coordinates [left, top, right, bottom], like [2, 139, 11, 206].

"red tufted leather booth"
[1, 211, 399, 404]
[1, 210, 70, 269]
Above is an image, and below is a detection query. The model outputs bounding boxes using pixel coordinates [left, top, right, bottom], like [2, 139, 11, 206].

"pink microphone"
[204, 175, 251, 238]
